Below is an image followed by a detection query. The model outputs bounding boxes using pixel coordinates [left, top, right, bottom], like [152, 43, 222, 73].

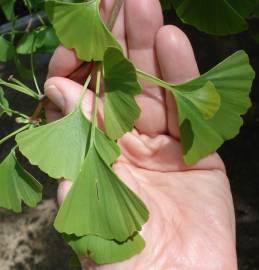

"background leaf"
[45, 0, 121, 61]
[0, 36, 15, 62]
[0, 0, 16, 20]
[16, 27, 60, 55]
[0, 86, 11, 116]
[64, 233, 145, 264]
[104, 47, 141, 140]
[0, 150, 42, 213]
[173, 0, 259, 35]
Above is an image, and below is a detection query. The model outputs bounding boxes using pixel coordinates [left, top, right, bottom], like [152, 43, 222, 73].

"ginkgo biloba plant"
[0, 0, 256, 265]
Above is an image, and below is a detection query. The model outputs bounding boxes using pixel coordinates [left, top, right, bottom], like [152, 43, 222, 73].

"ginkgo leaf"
[16, 106, 90, 181]
[45, 0, 121, 61]
[103, 47, 141, 140]
[0, 0, 15, 20]
[54, 145, 148, 242]
[16, 27, 59, 54]
[0, 86, 11, 116]
[160, 0, 173, 10]
[170, 50, 255, 164]
[176, 81, 221, 120]
[173, 0, 259, 35]
[0, 36, 15, 62]
[64, 233, 145, 264]
[0, 150, 42, 213]
[16, 106, 120, 181]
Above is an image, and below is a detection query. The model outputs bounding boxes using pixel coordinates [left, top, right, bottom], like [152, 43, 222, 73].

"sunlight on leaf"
[172, 50, 255, 164]
[16, 106, 90, 181]
[104, 47, 141, 140]
[16, 106, 120, 181]
[64, 232, 145, 264]
[45, 0, 121, 61]
[0, 150, 42, 213]
[54, 145, 148, 242]
[176, 81, 221, 120]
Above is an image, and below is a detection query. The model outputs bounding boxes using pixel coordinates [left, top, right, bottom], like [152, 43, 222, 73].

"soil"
[0, 7, 258, 270]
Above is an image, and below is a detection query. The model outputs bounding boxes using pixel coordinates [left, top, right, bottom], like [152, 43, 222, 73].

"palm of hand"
[45, 0, 237, 269]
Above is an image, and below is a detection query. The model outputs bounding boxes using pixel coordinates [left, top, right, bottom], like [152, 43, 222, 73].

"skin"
[44, 0, 238, 269]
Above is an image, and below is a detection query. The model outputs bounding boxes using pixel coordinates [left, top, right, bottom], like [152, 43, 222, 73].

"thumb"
[44, 77, 95, 118]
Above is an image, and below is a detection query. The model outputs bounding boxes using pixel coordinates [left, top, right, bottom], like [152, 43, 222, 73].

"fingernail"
[44, 84, 65, 109]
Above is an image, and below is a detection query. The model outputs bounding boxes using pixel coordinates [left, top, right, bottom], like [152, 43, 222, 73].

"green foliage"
[45, 0, 121, 61]
[17, 27, 59, 54]
[16, 106, 91, 181]
[103, 47, 141, 140]
[0, 149, 42, 213]
[64, 233, 145, 264]
[162, 0, 259, 35]
[173, 51, 254, 164]
[0, 0, 256, 266]
[0, 86, 11, 116]
[54, 145, 148, 241]
[0, 0, 15, 20]
[0, 36, 15, 62]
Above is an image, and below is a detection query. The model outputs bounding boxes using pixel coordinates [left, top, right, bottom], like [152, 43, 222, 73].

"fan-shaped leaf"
[54, 145, 148, 242]
[64, 233, 145, 264]
[16, 106, 90, 181]
[104, 47, 141, 140]
[16, 106, 120, 181]
[45, 0, 121, 61]
[173, 0, 259, 35]
[0, 150, 42, 213]
[171, 50, 254, 164]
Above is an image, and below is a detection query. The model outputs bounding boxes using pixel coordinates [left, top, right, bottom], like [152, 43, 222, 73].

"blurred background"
[0, 2, 258, 269]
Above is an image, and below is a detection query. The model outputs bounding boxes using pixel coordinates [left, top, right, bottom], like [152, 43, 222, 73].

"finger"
[57, 180, 72, 205]
[47, 46, 83, 78]
[125, 0, 166, 136]
[44, 77, 104, 127]
[156, 25, 200, 138]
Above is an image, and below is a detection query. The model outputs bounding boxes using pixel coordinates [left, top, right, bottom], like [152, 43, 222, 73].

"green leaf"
[171, 50, 254, 164]
[104, 47, 141, 140]
[36, 27, 60, 53]
[64, 233, 145, 264]
[16, 106, 90, 181]
[176, 81, 221, 120]
[0, 0, 16, 20]
[15, 59, 34, 80]
[16, 27, 60, 55]
[173, 0, 259, 35]
[45, 0, 121, 61]
[54, 145, 148, 242]
[226, 0, 259, 17]
[160, 0, 174, 10]
[16, 31, 38, 55]
[0, 86, 11, 116]
[16, 106, 120, 181]
[0, 36, 15, 62]
[0, 150, 42, 213]
[0, 78, 38, 99]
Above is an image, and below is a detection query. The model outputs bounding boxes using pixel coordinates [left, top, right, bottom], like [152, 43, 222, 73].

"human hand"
[44, 0, 237, 269]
